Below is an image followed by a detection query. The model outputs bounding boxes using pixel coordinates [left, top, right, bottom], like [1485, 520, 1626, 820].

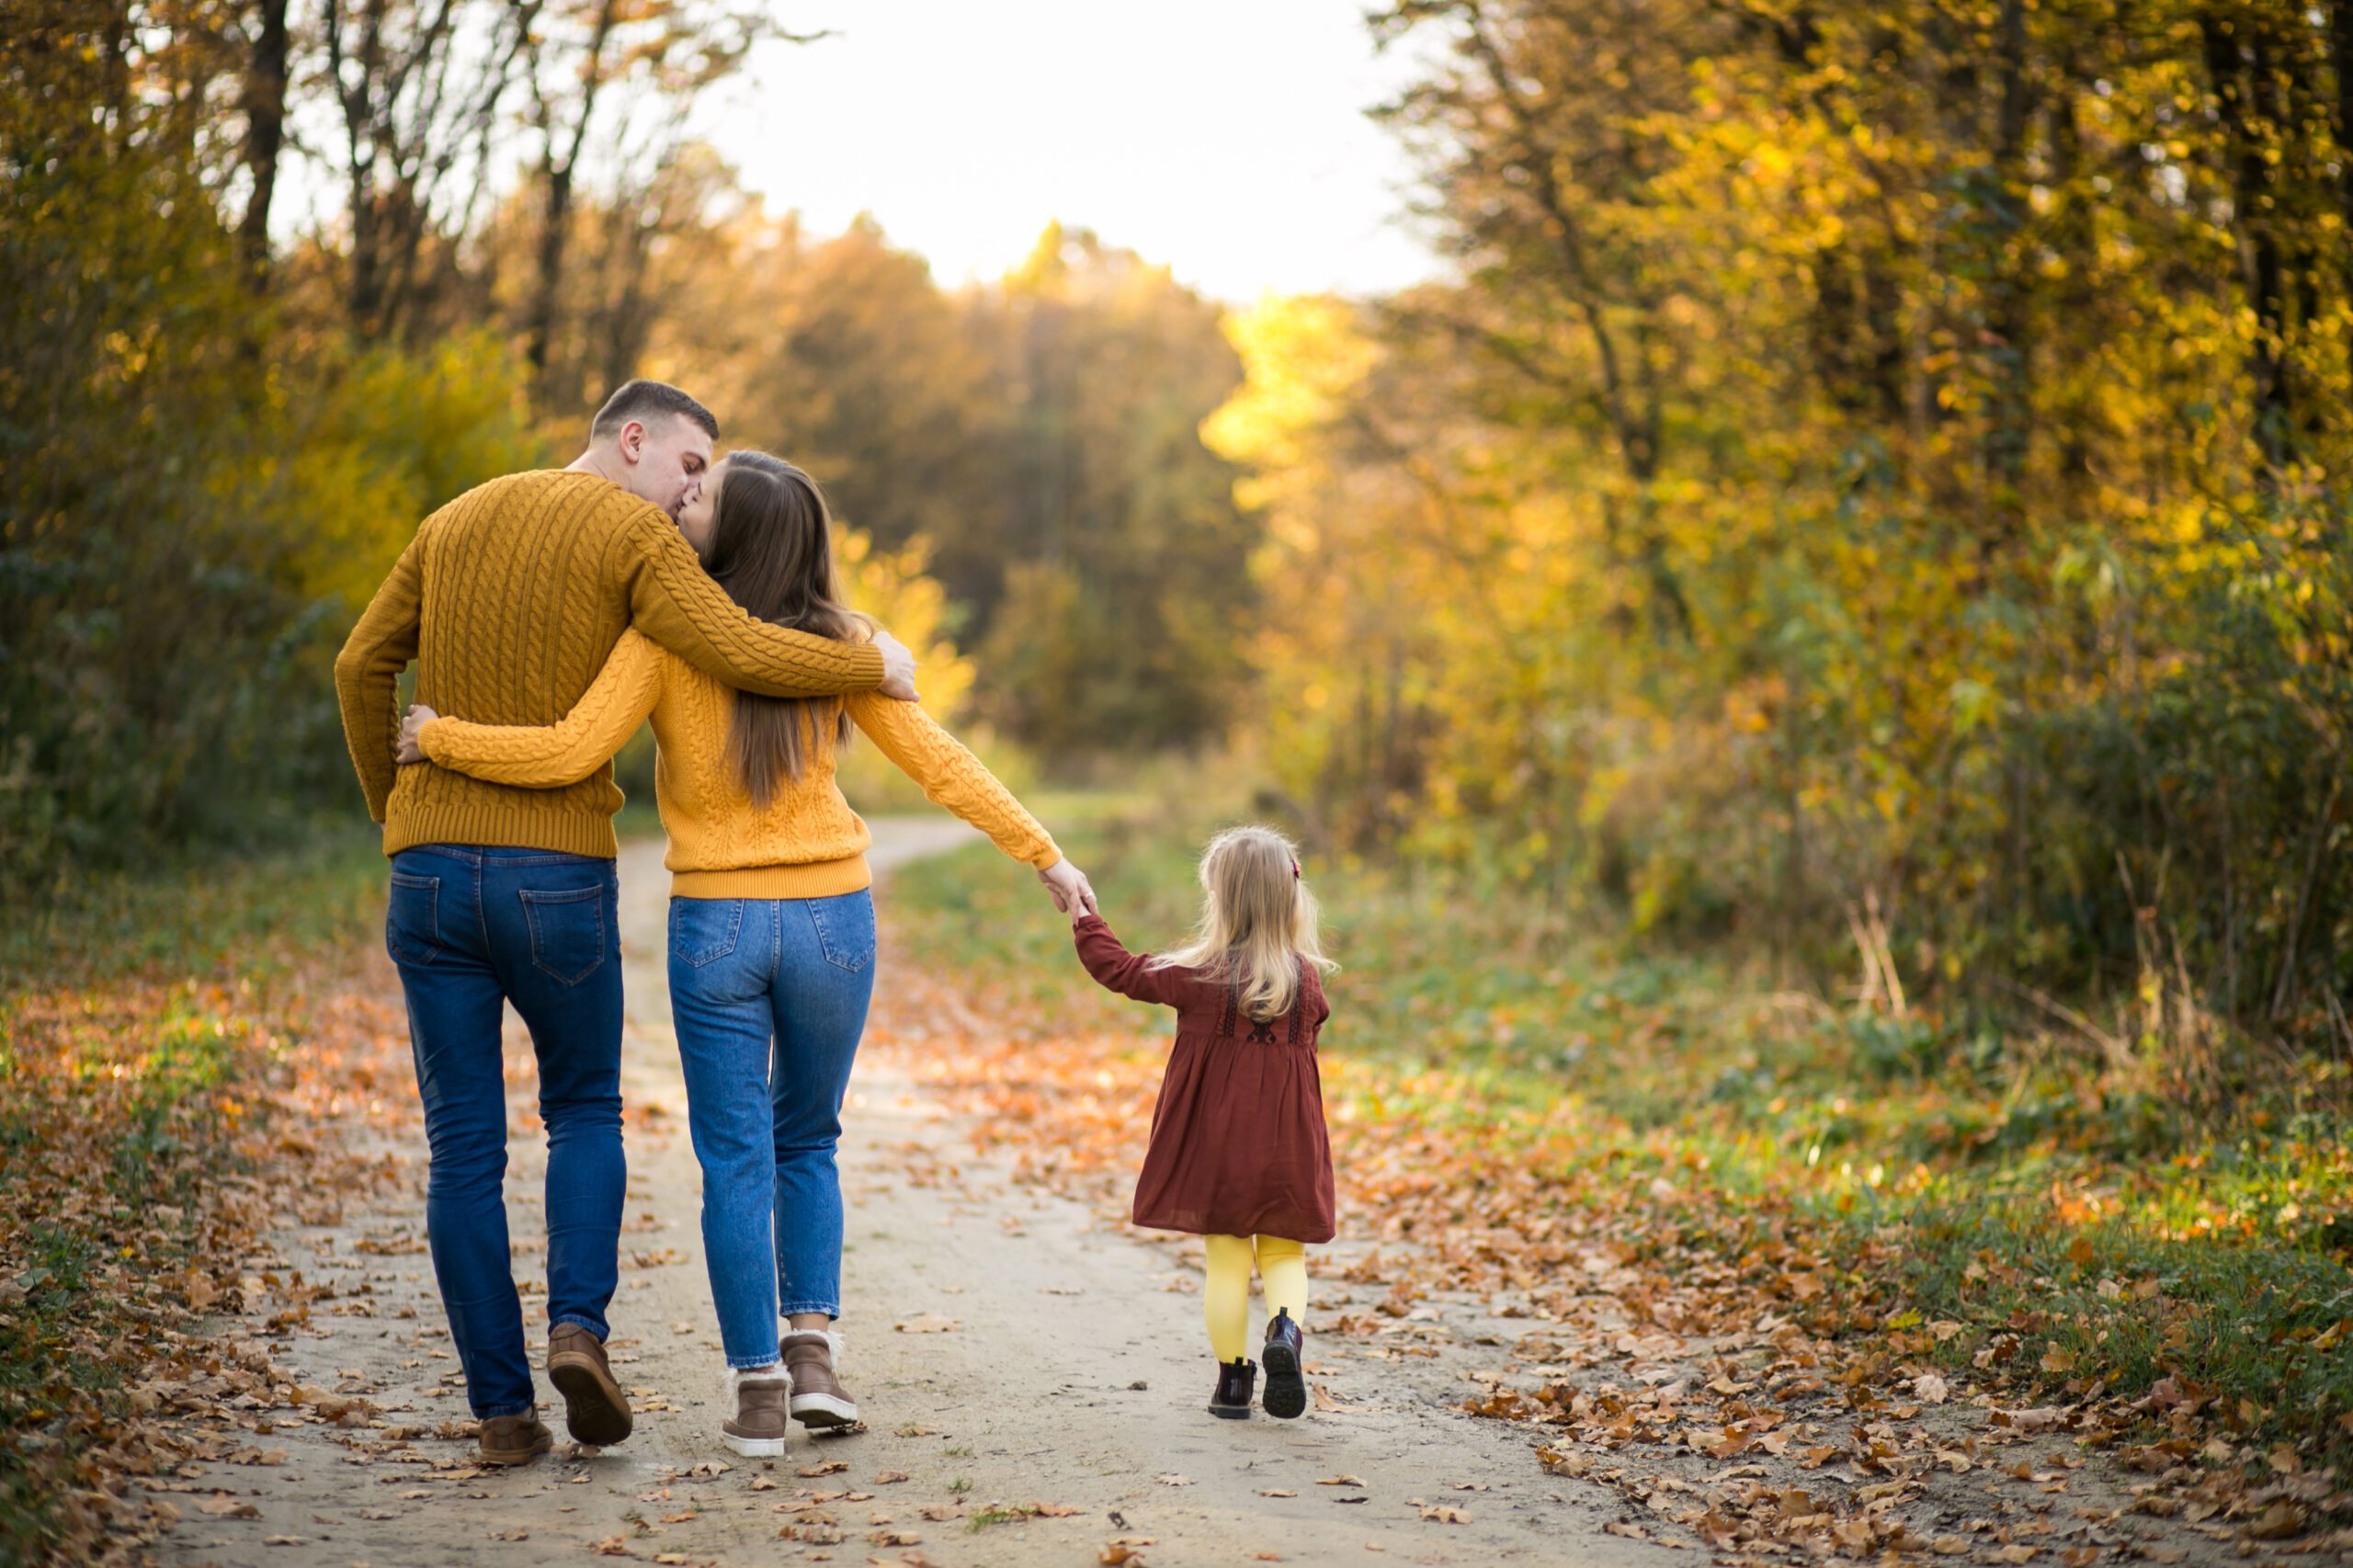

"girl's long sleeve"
[1073, 914, 1184, 1006]
[418, 629, 665, 788]
[845, 691, 1061, 869]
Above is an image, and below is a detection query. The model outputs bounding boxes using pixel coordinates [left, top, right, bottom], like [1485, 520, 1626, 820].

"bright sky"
[697, 1, 1443, 303]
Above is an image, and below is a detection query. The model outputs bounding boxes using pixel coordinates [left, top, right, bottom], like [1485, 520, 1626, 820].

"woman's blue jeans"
[667, 891, 876, 1368]
[384, 845, 624, 1419]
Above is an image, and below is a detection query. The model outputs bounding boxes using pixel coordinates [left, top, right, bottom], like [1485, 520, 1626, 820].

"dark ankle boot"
[477, 1411, 553, 1465]
[547, 1323, 632, 1446]
[1261, 1308, 1306, 1419]
[1208, 1357, 1256, 1419]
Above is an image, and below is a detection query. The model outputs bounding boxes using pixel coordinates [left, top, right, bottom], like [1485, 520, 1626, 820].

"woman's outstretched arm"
[844, 692, 1063, 872]
[415, 629, 664, 788]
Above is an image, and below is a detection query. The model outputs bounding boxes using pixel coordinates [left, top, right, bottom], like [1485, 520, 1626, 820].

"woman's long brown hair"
[699, 450, 872, 806]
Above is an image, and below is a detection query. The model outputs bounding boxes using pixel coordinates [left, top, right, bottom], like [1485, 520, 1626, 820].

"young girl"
[1070, 826, 1337, 1419]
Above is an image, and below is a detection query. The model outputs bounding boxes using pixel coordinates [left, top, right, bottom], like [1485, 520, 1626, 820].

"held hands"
[870, 626, 919, 703]
[395, 704, 438, 766]
[1038, 858, 1098, 921]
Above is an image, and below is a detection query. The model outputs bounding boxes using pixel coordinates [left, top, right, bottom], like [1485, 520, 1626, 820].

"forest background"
[6, 0, 2353, 1544]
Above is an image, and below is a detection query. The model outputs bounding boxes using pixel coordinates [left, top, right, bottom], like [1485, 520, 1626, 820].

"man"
[334, 381, 920, 1466]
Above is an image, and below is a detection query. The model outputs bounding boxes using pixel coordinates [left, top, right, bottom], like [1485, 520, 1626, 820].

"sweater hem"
[668, 855, 872, 901]
[383, 807, 619, 860]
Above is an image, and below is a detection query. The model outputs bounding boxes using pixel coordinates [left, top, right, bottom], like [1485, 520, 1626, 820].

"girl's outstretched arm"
[1073, 913, 1184, 1006]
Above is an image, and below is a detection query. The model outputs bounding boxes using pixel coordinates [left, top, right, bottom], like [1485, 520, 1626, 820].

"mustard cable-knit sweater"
[416, 628, 1061, 899]
[334, 470, 886, 859]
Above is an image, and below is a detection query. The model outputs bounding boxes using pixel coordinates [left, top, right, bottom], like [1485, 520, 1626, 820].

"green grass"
[881, 791, 2353, 1467]
[0, 820, 386, 994]
[1899, 1206, 2353, 1454]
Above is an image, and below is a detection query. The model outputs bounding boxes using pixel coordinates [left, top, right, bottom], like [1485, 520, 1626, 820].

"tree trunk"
[237, 0, 290, 290]
[2335, 0, 2353, 293]
[2203, 10, 2293, 465]
[1980, 0, 2036, 551]
[525, 159, 575, 382]
[526, 0, 622, 391]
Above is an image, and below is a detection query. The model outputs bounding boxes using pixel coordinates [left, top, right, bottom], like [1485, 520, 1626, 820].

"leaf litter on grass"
[2, 928, 422, 1565]
[860, 909, 2353, 1564]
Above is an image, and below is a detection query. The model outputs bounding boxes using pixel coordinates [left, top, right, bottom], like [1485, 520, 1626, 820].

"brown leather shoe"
[723, 1368, 790, 1458]
[784, 1330, 859, 1427]
[478, 1412, 553, 1465]
[547, 1323, 633, 1446]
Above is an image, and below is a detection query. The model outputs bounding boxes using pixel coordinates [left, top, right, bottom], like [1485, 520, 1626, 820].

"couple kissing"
[335, 379, 1095, 1462]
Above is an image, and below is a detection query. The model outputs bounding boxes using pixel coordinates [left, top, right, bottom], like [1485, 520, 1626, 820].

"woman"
[396, 449, 1090, 1455]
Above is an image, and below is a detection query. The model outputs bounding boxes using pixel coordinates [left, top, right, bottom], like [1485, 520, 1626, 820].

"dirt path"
[144, 820, 1660, 1568]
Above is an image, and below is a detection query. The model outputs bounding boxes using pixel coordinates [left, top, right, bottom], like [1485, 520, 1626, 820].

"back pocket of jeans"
[669, 898, 744, 969]
[520, 885, 607, 985]
[806, 892, 875, 974]
[386, 872, 440, 966]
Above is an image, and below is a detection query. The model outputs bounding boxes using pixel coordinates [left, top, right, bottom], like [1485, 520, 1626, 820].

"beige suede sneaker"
[784, 1330, 860, 1427]
[723, 1367, 791, 1458]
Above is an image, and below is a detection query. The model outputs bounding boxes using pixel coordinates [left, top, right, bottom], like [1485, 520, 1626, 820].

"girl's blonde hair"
[1150, 826, 1336, 1022]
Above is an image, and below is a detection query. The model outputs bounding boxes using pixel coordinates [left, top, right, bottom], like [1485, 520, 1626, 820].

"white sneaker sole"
[723, 1429, 789, 1458]
[790, 1391, 860, 1427]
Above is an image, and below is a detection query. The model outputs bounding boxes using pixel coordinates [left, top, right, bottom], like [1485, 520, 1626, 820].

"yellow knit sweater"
[334, 470, 885, 859]
[417, 628, 1061, 899]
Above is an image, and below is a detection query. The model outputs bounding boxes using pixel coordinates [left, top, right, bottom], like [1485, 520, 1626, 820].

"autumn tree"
[1212, 0, 2353, 1054]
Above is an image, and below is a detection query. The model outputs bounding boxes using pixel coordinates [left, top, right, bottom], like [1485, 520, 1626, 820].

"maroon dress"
[1073, 914, 1336, 1244]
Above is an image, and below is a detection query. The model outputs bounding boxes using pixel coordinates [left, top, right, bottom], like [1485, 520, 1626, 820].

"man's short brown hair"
[590, 380, 718, 442]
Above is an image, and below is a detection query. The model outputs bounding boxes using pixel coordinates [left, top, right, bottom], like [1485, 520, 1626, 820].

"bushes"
[0, 321, 541, 899]
[1211, 284, 2353, 1076]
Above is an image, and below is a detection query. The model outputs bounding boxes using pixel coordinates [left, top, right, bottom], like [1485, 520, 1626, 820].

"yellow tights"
[1202, 1233, 1308, 1363]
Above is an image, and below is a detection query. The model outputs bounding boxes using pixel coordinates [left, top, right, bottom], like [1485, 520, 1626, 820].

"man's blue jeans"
[667, 891, 876, 1368]
[385, 845, 624, 1419]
